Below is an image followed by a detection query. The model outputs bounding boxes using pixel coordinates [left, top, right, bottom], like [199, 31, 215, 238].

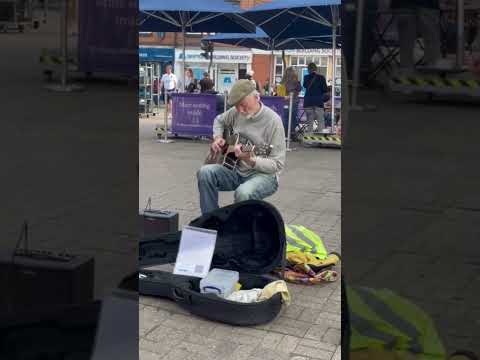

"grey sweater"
[213, 103, 286, 177]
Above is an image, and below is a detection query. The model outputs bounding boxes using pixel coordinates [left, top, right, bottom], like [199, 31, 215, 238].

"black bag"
[139, 200, 287, 326]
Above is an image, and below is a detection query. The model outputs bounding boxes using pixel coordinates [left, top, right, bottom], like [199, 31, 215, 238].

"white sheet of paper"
[173, 225, 217, 278]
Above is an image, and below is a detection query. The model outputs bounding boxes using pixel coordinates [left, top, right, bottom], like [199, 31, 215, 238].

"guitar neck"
[224, 133, 271, 157]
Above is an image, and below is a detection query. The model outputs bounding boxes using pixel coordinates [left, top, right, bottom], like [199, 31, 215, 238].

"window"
[273, 56, 284, 84]
[289, 54, 335, 88]
[139, 32, 165, 38]
[275, 67, 283, 84]
[335, 66, 342, 77]
[186, 32, 215, 37]
[317, 67, 328, 77]
[295, 67, 304, 83]
[334, 55, 341, 84]
[316, 56, 328, 78]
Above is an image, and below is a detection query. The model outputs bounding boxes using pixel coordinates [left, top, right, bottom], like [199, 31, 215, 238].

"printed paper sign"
[173, 226, 217, 278]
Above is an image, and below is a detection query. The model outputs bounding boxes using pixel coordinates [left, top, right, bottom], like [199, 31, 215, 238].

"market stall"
[169, 93, 286, 138]
[260, 96, 286, 119]
[170, 93, 218, 138]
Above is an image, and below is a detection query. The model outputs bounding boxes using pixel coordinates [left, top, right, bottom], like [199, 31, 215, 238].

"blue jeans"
[197, 164, 279, 215]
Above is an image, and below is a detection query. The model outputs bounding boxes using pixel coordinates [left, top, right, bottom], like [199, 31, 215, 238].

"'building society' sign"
[176, 51, 252, 64]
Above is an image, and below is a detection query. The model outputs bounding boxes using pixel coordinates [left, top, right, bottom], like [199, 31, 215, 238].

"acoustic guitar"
[205, 132, 273, 171]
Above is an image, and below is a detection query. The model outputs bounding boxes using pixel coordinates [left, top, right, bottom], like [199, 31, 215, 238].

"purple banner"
[171, 94, 218, 137]
[261, 96, 286, 119]
[78, 0, 138, 75]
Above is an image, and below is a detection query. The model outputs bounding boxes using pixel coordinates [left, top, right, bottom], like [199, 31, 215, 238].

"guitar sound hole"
[223, 153, 238, 170]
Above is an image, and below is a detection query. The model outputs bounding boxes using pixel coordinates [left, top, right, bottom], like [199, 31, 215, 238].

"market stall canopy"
[204, 27, 341, 50]
[242, 0, 340, 40]
[139, 0, 256, 33]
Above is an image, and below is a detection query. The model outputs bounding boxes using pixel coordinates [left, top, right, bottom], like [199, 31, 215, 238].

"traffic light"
[200, 41, 214, 60]
[200, 41, 210, 59]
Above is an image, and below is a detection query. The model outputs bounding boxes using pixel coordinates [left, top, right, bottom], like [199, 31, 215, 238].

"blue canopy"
[139, 0, 256, 33]
[204, 27, 341, 50]
[242, 0, 340, 40]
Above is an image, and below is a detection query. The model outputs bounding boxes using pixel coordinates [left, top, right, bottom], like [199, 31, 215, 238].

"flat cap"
[228, 79, 256, 106]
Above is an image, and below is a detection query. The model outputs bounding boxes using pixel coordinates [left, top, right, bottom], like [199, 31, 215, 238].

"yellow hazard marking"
[392, 75, 480, 88]
[431, 78, 444, 87]
[462, 79, 479, 88]
[446, 79, 462, 88]
[303, 135, 341, 144]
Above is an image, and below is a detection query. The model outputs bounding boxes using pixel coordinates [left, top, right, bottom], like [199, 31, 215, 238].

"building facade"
[139, 31, 253, 91]
[251, 49, 342, 95]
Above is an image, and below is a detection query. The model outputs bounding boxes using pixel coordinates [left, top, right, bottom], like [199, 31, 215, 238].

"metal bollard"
[286, 92, 295, 152]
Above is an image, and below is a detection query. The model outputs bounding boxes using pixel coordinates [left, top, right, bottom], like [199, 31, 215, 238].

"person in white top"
[160, 64, 177, 118]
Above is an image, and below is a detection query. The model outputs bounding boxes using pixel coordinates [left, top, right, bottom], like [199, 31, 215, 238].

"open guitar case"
[139, 200, 287, 326]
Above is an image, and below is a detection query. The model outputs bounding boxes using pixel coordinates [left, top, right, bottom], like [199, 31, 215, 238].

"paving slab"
[139, 112, 341, 360]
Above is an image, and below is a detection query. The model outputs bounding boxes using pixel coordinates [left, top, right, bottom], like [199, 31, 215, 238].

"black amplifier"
[0, 249, 95, 313]
[139, 208, 179, 238]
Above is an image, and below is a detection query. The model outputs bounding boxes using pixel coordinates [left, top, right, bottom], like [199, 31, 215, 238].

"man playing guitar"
[197, 79, 287, 215]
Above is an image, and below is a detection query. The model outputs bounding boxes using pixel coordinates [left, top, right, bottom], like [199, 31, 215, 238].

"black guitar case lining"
[139, 200, 286, 326]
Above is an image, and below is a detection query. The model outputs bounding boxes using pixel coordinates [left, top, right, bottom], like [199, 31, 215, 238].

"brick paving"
[139, 112, 341, 360]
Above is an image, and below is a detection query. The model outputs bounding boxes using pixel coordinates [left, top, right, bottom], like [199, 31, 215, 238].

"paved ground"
[139, 112, 341, 360]
[342, 88, 480, 354]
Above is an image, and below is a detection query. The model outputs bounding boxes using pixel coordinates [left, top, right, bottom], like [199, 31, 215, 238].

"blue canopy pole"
[457, 0, 464, 68]
[351, 0, 364, 110]
[330, 5, 338, 131]
[182, 21, 186, 92]
[270, 46, 274, 94]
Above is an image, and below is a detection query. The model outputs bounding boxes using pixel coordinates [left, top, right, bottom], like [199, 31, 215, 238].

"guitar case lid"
[139, 200, 286, 275]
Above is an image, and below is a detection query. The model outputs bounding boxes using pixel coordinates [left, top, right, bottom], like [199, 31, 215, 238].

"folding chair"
[293, 108, 308, 139]
[293, 103, 320, 139]
[367, 9, 426, 83]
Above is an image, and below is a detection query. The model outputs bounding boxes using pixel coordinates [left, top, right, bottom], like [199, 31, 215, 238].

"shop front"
[283, 49, 342, 93]
[174, 49, 252, 92]
[139, 46, 175, 70]
[139, 47, 175, 114]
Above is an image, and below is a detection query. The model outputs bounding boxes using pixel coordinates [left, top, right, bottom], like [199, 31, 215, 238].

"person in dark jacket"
[199, 72, 214, 93]
[303, 63, 329, 133]
[392, 0, 441, 72]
